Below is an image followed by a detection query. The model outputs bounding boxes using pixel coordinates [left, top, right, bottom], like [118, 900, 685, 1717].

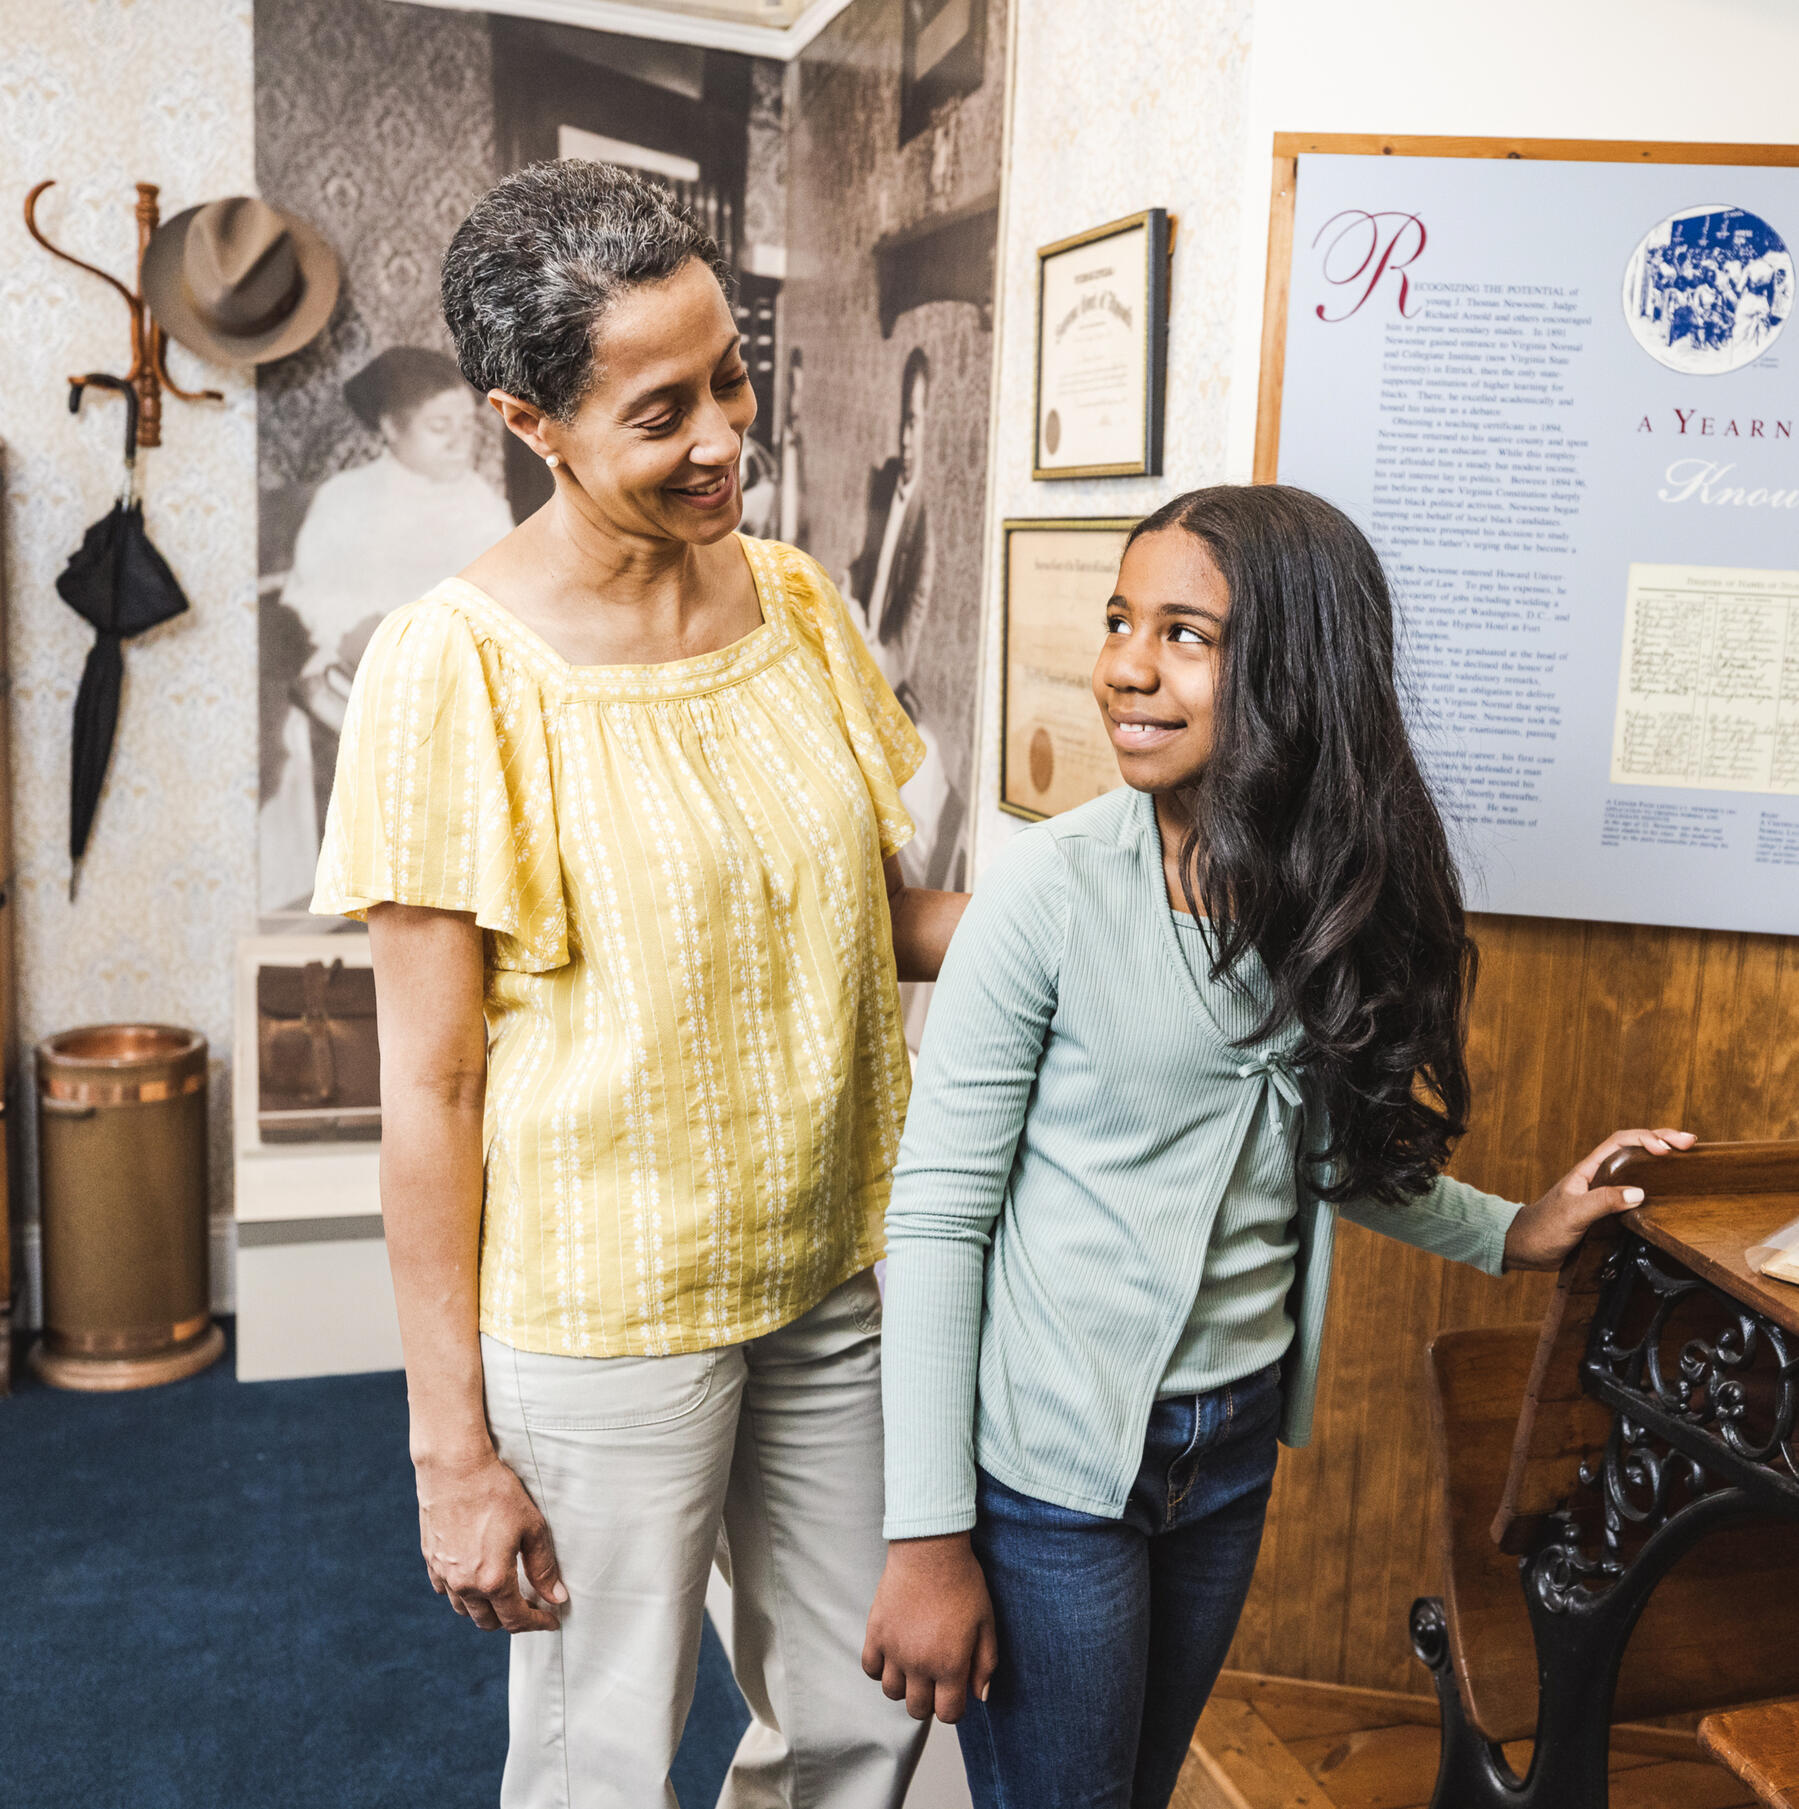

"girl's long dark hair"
[1129, 485, 1474, 1206]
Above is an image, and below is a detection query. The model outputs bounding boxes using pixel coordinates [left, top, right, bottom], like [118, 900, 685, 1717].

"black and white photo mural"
[781, 0, 1007, 907]
[254, 0, 787, 913]
[254, 0, 1003, 931]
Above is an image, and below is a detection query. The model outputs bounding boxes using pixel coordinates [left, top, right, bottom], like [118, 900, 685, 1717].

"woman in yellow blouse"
[313, 162, 966, 1808]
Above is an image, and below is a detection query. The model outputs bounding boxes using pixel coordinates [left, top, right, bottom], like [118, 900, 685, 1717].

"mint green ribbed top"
[1160, 910, 1298, 1395]
[881, 786, 1520, 1538]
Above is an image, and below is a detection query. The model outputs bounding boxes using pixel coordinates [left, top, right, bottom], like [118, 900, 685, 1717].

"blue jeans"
[957, 1365, 1282, 1809]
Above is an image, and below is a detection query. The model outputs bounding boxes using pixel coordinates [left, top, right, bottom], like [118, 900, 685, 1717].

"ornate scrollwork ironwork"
[1587, 1234, 1799, 1496]
[1532, 1509, 1621, 1612]
[1522, 1232, 1799, 1610]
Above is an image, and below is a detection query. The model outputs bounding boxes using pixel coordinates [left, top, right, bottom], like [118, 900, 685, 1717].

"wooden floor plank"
[1286, 1722, 1438, 1809]
[1190, 1674, 1754, 1809]
[1285, 1722, 1732, 1809]
[1169, 1738, 1256, 1809]
[1496, 1739, 1662, 1778]
[1197, 1698, 1342, 1809]
[1607, 1760, 1760, 1809]
[1210, 1670, 1439, 1741]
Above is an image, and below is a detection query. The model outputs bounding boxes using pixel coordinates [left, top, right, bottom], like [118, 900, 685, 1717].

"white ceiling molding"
[389, 0, 857, 60]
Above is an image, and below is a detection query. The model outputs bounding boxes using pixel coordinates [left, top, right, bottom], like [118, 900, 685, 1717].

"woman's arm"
[367, 901, 566, 1633]
[884, 852, 969, 982]
[864, 830, 1066, 1723]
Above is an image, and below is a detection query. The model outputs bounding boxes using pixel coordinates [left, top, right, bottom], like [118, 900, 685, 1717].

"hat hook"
[24, 178, 223, 452]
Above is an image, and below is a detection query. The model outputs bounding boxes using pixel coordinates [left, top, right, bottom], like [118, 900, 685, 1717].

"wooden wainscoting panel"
[1227, 913, 1799, 1692]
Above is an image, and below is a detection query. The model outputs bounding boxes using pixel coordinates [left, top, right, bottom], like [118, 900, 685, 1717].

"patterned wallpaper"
[255, 0, 502, 494]
[0, 0, 259, 1311]
[969, 0, 1256, 878]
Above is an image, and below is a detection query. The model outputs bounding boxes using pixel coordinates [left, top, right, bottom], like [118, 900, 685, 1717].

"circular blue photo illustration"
[1622, 204, 1793, 374]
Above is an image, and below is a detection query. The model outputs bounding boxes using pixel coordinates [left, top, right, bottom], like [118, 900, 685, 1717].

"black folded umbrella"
[55, 375, 190, 896]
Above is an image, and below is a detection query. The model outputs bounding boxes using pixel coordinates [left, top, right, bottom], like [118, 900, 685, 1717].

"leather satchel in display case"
[255, 957, 380, 1142]
[233, 934, 399, 1381]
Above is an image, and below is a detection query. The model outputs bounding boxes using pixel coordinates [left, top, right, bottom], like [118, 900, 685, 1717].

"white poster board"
[1266, 140, 1799, 936]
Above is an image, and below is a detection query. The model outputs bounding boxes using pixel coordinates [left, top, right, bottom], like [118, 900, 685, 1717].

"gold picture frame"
[999, 516, 1138, 822]
[1032, 209, 1171, 481]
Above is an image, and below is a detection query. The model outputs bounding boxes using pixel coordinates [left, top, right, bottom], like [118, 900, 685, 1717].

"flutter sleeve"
[776, 543, 927, 861]
[310, 596, 568, 973]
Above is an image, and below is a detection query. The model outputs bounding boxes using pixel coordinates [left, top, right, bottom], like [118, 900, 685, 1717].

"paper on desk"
[1746, 1213, 1799, 1286]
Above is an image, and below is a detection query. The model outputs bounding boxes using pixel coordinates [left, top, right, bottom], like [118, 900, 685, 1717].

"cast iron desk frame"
[1411, 1215, 1799, 1807]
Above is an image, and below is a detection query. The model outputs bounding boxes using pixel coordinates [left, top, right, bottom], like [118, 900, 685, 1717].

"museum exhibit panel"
[3, 2, 1798, 1806]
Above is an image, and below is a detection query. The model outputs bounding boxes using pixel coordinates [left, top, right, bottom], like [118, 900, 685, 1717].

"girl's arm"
[863, 831, 1067, 1723]
[1340, 1126, 1696, 1272]
[884, 852, 969, 982]
[367, 901, 566, 1633]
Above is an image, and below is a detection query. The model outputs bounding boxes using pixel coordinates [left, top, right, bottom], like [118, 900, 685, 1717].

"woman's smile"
[666, 466, 739, 512]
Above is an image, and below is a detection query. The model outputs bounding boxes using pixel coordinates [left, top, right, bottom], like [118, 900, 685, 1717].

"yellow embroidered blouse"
[313, 535, 925, 1358]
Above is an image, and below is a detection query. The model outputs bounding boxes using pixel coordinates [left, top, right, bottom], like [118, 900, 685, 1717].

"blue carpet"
[0, 1327, 750, 1808]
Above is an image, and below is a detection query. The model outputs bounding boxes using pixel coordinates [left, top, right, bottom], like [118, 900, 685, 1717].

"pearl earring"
[545, 453, 562, 470]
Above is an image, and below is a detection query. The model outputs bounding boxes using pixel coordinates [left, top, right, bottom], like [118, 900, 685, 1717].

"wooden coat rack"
[23, 180, 222, 448]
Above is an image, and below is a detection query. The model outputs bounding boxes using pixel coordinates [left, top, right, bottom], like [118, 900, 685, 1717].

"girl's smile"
[1107, 711, 1187, 751]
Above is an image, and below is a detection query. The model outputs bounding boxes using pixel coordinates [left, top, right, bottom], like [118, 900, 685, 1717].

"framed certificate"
[999, 517, 1138, 821]
[1033, 210, 1170, 480]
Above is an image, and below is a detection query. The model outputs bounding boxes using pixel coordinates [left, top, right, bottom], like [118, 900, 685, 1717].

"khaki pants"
[481, 1271, 927, 1808]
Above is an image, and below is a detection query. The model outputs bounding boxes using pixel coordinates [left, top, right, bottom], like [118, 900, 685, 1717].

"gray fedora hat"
[142, 195, 339, 366]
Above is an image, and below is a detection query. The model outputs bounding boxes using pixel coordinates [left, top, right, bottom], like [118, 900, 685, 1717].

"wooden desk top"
[1701, 1700, 1799, 1808]
[1624, 1195, 1799, 1338]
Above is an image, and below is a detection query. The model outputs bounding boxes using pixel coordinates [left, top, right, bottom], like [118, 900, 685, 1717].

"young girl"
[861, 485, 1691, 1808]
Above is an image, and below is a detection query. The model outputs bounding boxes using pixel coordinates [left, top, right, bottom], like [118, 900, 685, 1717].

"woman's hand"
[1502, 1126, 1697, 1272]
[416, 1447, 567, 1633]
[862, 1533, 998, 1723]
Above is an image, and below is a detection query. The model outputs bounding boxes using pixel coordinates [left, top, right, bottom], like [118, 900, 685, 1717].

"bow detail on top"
[1236, 1051, 1305, 1111]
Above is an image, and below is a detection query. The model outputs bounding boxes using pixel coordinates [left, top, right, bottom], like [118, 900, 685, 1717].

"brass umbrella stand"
[31, 1025, 222, 1392]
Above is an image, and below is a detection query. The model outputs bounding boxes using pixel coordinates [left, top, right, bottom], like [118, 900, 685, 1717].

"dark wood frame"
[1252, 132, 1799, 484]
[1032, 209, 1170, 481]
[997, 515, 1137, 823]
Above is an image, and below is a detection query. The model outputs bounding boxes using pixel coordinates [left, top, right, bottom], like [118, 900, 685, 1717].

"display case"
[232, 934, 400, 1381]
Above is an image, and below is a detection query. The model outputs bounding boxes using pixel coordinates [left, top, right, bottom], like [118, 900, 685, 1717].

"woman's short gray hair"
[441, 160, 733, 422]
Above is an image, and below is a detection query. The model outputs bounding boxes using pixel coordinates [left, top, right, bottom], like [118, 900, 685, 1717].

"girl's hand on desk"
[862, 1533, 997, 1723]
[1502, 1126, 1697, 1271]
